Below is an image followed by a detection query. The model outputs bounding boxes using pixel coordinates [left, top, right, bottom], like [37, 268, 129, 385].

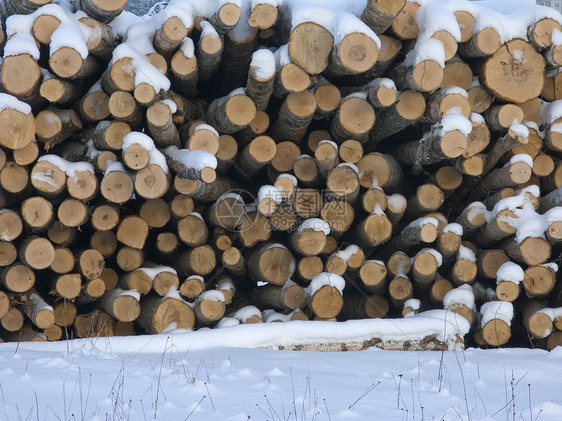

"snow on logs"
[3, 0, 562, 350]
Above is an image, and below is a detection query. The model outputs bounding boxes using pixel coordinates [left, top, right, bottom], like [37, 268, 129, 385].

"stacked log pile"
[2, 0, 562, 349]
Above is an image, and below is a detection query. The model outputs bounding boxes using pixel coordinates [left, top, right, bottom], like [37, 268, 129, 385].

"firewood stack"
[2, 0, 562, 349]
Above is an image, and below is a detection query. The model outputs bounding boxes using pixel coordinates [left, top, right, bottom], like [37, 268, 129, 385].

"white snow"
[31, 171, 57, 187]
[438, 113, 473, 136]
[442, 223, 463, 236]
[496, 262, 525, 285]
[188, 212, 206, 223]
[343, 91, 368, 101]
[541, 99, 562, 125]
[229, 0, 254, 42]
[546, 207, 562, 225]
[538, 307, 562, 322]
[416, 2, 461, 42]
[179, 36, 195, 58]
[193, 123, 219, 138]
[480, 300, 514, 327]
[464, 201, 487, 218]
[198, 290, 226, 303]
[276, 173, 298, 185]
[404, 36, 445, 69]
[139, 266, 177, 279]
[334, 245, 360, 262]
[108, 287, 141, 301]
[186, 274, 204, 283]
[333, 13, 381, 48]
[540, 262, 559, 272]
[261, 309, 290, 323]
[470, 112, 485, 124]
[104, 160, 128, 175]
[489, 185, 540, 220]
[123, 132, 169, 174]
[219, 192, 244, 204]
[409, 217, 439, 230]
[0, 93, 32, 115]
[288, 3, 336, 34]
[200, 20, 219, 40]
[514, 205, 547, 243]
[553, 29, 562, 46]
[306, 272, 345, 296]
[371, 204, 385, 216]
[318, 139, 338, 150]
[50, 21, 89, 59]
[122, 131, 154, 152]
[272, 280, 293, 296]
[38, 155, 94, 179]
[250, 48, 276, 79]
[387, 194, 406, 210]
[163, 286, 184, 301]
[414, 248, 443, 267]
[227, 87, 248, 98]
[161, 99, 178, 114]
[404, 298, 421, 311]
[232, 306, 262, 323]
[507, 153, 534, 169]
[336, 162, 359, 174]
[366, 77, 396, 92]
[252, 0, 282, 8]
[457, 244, 476, 262]
[441, 86, 469, 99]
[475, 0, 562, 43]
[4, 335, 562, 420]
[297, 218, 331, 236]
[551, 123, 562, 134]
[274, 43, 292, 68]
[443, 285, 476, 313]
[109, 10, 144, 38]
[525, 120, 544, 138]
[258, 185, 283, 205]
[509, 121, 530, 138]
[216, 316, 240, 328]
[3, 32, 40, 60]
[165, 146, 218, 171]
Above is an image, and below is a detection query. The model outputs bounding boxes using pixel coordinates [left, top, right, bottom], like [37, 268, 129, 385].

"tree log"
[481, 39, 545, 103]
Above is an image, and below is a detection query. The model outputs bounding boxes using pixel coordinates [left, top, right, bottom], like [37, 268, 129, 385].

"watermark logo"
[213, 188, 353, 233]
[213, 189, 258, 232]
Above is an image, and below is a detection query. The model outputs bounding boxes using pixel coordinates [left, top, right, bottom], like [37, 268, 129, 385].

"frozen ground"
[1, 324, 562, 421]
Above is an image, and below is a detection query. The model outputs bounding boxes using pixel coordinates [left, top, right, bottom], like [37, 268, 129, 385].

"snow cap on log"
[443, 284, 476, 313]
[480, 300, 514, 328]
[496, 262, 524, 285]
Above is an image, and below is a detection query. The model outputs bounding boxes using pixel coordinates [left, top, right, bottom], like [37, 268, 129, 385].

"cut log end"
[0, 108, 36, 150]
[309, 285, 343, 319]
[248, 3, 278, 30]
[482, 39, 546, 103]
[337, 33, 379, 74]
[454, 10, 475, 43]
[390, 1, 420, 40]
[518, 237, 551, 266]
[481, 319, 511, 347]
[412, 60, 443, 92]
[337, 97, 376, 136]
[496, 281, 520, 302]
[49, 47, 89, 79]
[531, 18, 561, 49]
[225, 94, 257, 127]
[289, 22, 334, 75]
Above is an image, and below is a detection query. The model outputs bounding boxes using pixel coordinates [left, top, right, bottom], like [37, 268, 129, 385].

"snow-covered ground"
[1, 326, 562, 421]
